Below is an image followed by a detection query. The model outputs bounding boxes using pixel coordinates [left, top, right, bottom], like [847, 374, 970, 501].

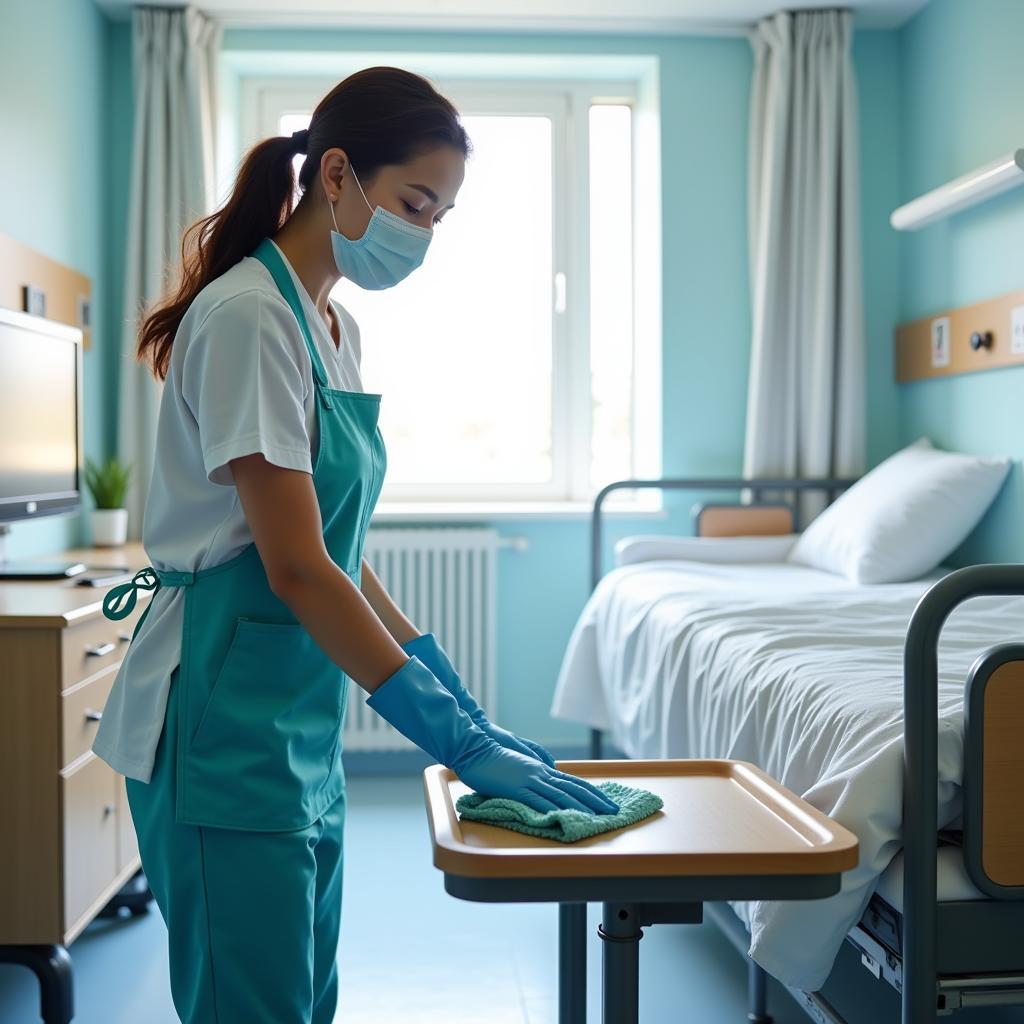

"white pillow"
[788, 438, 1011, 584]
[615, 534, 799, 567]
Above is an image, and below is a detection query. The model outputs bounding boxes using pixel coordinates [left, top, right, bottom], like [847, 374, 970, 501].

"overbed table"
[423, 759, 859, 1024]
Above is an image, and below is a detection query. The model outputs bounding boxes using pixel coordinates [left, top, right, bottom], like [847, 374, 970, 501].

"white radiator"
[343, 527, 503, 752]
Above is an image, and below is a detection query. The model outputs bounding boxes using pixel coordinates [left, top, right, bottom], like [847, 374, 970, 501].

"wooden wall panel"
[0, 233, 92, 349]
[895, 288, 1024, 383]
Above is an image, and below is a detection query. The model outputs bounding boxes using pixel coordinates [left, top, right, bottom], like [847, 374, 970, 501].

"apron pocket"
[179, 617, 346, 831]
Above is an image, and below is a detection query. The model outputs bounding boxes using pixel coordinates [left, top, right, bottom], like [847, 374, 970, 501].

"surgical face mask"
[329, 164, 433, 290]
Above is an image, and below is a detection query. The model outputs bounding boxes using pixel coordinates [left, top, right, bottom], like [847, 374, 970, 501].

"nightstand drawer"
[60, 598, 146, 691]
[62, 753, 118, 935]
[62, 668, 118, 769]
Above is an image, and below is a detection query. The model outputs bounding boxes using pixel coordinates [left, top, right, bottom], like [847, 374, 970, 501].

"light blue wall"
[0, 0, 111, 557]
[895, 0, 1024, 565]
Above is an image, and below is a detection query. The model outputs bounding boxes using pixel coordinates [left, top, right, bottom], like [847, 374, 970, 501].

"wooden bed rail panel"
[693, 503, 795, 538]
[981, 659, 1024, 887]
[963, 643, 1024, 897]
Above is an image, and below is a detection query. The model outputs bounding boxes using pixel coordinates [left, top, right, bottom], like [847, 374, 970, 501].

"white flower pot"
[91, 508, 129, 547]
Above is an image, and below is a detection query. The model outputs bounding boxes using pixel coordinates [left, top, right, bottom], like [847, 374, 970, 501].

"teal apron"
[103, 237, 386, 1022]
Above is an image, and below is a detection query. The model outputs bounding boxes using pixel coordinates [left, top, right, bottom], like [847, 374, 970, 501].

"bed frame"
[588, 476, 1024, 1024]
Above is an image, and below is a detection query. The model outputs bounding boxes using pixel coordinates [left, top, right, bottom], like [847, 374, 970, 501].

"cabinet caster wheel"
[99, 869, 154, 918]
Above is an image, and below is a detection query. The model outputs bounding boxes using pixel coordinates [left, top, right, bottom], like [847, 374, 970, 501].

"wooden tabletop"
[424, 759, 859, 880]
[0, 541, 150, 628]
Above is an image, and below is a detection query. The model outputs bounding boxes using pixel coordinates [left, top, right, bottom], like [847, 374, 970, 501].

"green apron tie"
[103, 566, 197, 619]
[103, 567, 161, 620]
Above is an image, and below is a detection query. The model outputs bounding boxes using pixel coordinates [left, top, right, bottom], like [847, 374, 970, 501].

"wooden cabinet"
[0, 542, 152, 946]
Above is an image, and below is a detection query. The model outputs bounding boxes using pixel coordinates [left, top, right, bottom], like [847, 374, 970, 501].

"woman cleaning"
[92, 66, 618, 1024]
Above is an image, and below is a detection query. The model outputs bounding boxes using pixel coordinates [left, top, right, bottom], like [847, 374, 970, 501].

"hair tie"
[291, 128, 309, 154]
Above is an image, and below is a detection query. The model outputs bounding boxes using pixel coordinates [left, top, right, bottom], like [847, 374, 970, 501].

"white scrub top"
[92, 240, 366, 783]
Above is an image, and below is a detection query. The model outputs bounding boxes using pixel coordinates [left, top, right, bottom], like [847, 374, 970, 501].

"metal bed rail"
[902, 564, 1024, 1022]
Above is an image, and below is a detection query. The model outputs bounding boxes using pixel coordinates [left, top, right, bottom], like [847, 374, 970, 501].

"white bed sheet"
[874, 845, 985, 909]
[550, 559, 1024, 990]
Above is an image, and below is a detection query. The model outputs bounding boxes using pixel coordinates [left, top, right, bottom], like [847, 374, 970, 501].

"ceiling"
[95, 0, 930, 33]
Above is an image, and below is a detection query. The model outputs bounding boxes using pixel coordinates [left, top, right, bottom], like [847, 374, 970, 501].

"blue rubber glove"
[401, 632, 557, 769]
[367, 656, 620, 815]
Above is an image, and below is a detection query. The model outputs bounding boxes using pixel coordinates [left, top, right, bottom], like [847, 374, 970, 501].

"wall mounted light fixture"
[890, 149, 1024, 231]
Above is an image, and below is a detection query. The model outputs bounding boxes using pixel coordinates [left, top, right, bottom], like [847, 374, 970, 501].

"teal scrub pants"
[127, 667, 346, 1024]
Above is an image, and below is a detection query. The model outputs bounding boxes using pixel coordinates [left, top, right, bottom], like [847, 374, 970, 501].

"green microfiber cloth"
[455, 781, 663, 843]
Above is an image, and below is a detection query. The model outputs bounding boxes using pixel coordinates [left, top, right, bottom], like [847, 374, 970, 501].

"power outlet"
[1011, 305, 1024, 356]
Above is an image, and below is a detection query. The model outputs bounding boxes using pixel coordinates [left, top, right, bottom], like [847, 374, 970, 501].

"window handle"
[554, 272, 567, 315]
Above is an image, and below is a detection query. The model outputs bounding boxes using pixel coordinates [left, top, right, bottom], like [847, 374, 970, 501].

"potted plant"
[84, 455, 133, 547]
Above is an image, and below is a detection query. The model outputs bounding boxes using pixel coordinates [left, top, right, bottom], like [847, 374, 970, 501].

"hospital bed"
[552, 476, 1024, 1024]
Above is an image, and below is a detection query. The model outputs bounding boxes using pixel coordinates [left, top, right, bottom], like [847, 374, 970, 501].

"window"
[237, 73, 660, 509]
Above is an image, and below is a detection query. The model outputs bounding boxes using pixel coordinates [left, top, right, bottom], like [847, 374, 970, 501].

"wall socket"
[1011, 304, 1024, 356]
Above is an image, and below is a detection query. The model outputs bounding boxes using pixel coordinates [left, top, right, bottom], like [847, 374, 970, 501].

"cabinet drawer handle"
[84, 708, 103, 723]
[84, 641, 116, 657]
[103, 804, 116, 817]
[117, 631, 132, 643]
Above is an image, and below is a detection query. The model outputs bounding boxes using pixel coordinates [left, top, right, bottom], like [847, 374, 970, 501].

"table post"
[599, 902, 642, 1024]
[559, 902, 587, 1024]
[748, 958, 770, 1023]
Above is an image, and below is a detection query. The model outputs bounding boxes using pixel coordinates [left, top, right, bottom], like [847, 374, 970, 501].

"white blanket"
[550, 558, 1024, 990]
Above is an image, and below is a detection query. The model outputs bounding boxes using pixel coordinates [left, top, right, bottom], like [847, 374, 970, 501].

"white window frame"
[232, 66, 662, 514]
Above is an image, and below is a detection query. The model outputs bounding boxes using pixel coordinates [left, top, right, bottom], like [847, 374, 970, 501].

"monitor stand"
[0, 524, 88, 579]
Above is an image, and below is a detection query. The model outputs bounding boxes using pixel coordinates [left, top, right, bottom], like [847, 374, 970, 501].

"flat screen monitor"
[0, 306, 84, 575]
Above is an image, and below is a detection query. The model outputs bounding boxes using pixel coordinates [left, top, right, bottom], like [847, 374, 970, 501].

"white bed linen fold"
[550, 559, 1024, 990]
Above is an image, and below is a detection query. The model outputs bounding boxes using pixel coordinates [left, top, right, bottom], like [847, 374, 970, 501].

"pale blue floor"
[2, 775, 1021, 1024]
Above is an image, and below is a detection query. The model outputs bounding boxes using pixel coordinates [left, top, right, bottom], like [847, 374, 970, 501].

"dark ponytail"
[137, 66, 471, 381]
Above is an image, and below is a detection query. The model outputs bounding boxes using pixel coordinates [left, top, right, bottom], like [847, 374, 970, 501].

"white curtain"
[743, 9, 864, 522]
[117, 5, 220, 538]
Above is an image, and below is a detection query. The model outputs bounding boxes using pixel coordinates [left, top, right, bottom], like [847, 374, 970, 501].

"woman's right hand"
[365, 655, 619, 815]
